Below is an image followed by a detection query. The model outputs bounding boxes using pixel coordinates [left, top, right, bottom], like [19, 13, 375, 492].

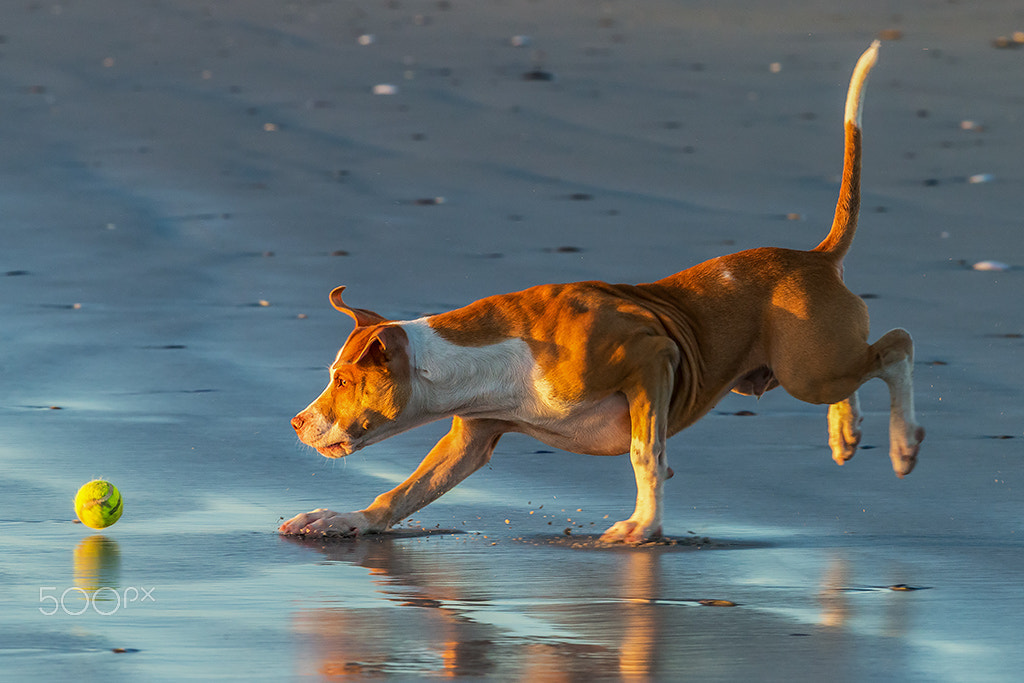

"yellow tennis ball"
[74, 480, 123, 529]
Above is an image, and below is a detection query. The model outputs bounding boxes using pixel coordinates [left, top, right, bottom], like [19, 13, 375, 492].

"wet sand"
[1, 0, 1022, 680]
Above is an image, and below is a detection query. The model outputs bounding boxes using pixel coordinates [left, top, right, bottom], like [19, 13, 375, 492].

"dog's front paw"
[599, 518, 662, 545]
[278, 508, 379, 537]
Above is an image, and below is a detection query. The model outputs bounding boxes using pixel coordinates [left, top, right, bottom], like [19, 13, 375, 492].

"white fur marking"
[400, 319, 537, 417]
[844, 40, 880, 127]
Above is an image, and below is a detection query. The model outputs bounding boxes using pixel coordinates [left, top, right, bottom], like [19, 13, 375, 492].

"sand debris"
[992, 32, 1024, 49]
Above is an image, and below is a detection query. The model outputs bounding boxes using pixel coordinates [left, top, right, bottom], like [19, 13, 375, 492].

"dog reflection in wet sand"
[281, 42, 923, 544]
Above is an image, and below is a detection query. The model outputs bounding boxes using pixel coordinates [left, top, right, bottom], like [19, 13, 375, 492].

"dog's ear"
[330, 286, 390, 327]
[345, 325, 405, 365]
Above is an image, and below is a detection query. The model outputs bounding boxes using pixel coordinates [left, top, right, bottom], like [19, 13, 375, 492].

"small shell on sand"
[372, 84, 398, 95]
[972, 260, 1010, 271]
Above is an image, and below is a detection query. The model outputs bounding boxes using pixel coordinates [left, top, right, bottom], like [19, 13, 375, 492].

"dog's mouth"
[315, 441, 354, 459]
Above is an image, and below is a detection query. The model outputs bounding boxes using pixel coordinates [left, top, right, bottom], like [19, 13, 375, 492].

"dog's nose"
[291, 414, 305, 432]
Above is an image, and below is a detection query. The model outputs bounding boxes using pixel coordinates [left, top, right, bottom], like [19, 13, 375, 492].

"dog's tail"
[812, 41, 880, 261]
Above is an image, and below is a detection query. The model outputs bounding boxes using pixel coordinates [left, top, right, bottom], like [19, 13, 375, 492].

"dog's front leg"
[279, 417, 506, 537]
[600, 340, 679, 544]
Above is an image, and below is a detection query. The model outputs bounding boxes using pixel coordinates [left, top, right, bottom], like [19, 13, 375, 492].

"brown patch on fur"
[429, 282, 705, 430]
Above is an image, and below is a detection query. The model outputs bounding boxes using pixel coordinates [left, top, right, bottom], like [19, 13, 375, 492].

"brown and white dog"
[280, 42, 923, 543]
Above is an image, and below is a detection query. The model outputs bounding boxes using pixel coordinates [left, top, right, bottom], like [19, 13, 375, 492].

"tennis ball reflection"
[73, 534, 121, 594]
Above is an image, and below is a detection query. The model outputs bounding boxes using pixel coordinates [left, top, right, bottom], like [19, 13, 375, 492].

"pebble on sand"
[523, 69, 554, 81]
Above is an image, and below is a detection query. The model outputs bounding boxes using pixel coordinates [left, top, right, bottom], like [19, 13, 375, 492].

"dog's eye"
[335, 376, 348, 388]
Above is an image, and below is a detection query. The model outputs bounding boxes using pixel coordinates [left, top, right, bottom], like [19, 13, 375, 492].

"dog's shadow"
[281, 527, 754, 563]
[519, 531, 761, 552]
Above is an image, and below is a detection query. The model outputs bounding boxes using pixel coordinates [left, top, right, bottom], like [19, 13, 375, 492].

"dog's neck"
[399, 318, 534, 419]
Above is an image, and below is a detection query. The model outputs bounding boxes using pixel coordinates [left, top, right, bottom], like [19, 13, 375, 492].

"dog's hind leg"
[816, 328, 923, 477]
[773, 318, 923, 477]
[868, 328, 924, 477]
[600, 337, 679, 544]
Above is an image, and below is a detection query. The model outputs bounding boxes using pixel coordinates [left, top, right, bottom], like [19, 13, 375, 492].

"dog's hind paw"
[890, 425, 925, 478]
[830, 427, 862, 465]
[599, 518, 663, 545]
[278, 508, 377, 537]
[828, 400, 863, 466]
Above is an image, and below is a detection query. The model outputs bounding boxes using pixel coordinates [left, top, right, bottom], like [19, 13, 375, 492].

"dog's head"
[291, 287, 413, 457]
